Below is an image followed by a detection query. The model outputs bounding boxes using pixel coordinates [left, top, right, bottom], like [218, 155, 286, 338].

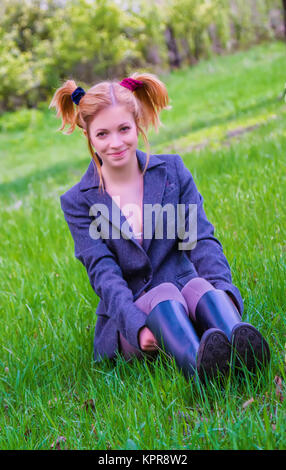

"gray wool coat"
[60, 149, 244, 362]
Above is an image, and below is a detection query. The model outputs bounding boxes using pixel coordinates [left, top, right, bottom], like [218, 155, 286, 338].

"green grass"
[0, 40, 285, 450]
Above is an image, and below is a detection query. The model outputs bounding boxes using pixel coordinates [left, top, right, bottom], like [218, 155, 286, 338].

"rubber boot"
[194, 290, 270, 371]
[145, 299, 231, 382]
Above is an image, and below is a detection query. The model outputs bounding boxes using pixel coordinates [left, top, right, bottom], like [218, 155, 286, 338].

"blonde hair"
[49, 72, 170, 191]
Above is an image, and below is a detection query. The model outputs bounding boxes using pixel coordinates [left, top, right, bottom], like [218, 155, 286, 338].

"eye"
[96, 127, 130, 137]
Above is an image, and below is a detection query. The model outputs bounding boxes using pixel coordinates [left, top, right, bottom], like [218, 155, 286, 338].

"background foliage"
[0, 0, 284, 112]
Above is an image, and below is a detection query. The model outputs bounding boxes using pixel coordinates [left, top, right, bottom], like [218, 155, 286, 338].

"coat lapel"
[79, 149, 167, 252]
[141, 158, 167, 252]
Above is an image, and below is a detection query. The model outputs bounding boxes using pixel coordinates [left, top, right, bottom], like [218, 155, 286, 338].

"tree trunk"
[283, 0, 286, 39]
[164, 25, 181, 69]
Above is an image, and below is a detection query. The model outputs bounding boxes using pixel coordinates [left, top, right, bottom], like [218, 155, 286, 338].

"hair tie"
[119, 77, 144, 92]
[71, 87, 86, 105]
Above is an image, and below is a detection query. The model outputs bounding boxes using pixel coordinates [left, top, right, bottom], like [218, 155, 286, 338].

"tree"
[282, 0, 286, 38]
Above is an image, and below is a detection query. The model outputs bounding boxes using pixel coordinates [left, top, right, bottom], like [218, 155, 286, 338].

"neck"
[101, 152, 142, 188]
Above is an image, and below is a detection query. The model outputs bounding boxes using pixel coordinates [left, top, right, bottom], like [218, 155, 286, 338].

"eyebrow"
[95, 122, 131, 132]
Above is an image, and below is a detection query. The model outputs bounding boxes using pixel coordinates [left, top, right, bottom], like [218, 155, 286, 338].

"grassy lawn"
[0, 40, 285, 450]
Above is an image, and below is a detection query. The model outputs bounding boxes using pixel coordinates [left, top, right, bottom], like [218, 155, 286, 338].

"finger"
[142, 344, 157, 352]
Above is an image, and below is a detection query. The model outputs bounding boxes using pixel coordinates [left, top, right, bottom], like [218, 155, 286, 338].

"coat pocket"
[163, 183, 176, 200]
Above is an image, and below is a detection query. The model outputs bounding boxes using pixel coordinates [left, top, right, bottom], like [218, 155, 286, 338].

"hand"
[138, 326, 158, 352]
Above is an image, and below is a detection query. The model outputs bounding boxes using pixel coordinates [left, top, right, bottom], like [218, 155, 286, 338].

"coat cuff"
[210, 280, 244, 316]
[124, 305, 148, 350]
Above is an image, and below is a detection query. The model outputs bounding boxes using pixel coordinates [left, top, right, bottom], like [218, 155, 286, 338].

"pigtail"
[130, 72, 170, 132]
[49, 80, 79, 134]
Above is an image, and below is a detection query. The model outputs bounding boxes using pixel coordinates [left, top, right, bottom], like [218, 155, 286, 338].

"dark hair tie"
[119, 77, 144, 92]
[71, 87, 86, 105]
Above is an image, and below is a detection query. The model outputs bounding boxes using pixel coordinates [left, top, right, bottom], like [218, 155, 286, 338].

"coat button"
[144, 276, 150, 283]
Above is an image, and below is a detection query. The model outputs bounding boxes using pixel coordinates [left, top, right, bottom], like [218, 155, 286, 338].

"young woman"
[49, 73, 270, 381]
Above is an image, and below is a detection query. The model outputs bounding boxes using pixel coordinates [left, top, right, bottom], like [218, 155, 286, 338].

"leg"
[119, 283, 188, 361]
[120, 281, 231, 381]
[181, 277, 270, 371]
[181, 277, 216, 322]
[144, 284, 231, 381]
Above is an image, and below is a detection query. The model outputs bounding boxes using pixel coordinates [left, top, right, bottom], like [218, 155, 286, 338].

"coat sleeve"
[60, 187, 147, 349]
[175, 154, 244, 314]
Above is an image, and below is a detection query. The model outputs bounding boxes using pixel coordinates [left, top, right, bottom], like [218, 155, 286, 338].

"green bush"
[0, 108, 44, 132]
[0, 0, 283, 112]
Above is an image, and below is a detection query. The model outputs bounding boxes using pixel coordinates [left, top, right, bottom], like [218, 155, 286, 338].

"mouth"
[109, 149, 128, 157]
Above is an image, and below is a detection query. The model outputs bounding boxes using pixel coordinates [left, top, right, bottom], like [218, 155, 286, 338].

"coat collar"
[79, 149, 167, 253]
[79, 149, 164, 191]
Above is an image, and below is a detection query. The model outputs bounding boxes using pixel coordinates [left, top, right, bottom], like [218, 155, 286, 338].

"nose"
[109, 132, 123, 149]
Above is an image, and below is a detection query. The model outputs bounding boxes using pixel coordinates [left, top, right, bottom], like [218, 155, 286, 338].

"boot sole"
[196, 328, 231, 381]
[231, 323, 270, 371]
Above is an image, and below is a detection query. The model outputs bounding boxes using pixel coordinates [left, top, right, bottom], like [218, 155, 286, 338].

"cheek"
[128, 128, 139, 143]
[91, 137, 107, 151]
[88, 134, 96, 148]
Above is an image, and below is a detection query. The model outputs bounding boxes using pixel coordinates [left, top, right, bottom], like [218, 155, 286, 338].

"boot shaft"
[146, 300, 201, 377]
[195, 290, 241, 340]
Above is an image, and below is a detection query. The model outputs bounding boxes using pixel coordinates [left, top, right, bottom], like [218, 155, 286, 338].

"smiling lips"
[110, 149, 127, 157]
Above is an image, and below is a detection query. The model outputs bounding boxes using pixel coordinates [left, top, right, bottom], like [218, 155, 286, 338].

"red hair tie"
[119, 77, 144, 92]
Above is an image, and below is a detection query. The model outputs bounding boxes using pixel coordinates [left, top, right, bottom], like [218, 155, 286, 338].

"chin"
[113, 150, 133, 162]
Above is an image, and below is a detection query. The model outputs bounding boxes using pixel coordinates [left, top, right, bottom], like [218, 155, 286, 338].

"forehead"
[89, 105, 134, 130]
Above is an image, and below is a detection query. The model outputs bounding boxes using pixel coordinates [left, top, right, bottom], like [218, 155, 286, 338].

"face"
[86, 105, 138, 170]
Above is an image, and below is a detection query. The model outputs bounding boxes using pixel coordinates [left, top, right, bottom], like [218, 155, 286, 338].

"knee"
[149, 282, 188, 311]
[181, 277, 215, 296]
[180, 277, 215, 320]
[158, 282, 181, 294]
